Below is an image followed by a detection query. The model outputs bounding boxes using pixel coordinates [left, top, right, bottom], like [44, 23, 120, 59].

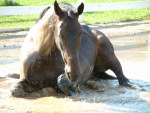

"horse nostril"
[66, 72, 78, 81]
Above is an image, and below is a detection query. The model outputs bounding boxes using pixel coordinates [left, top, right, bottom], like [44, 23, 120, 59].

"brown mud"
[0, 20, 150, 113]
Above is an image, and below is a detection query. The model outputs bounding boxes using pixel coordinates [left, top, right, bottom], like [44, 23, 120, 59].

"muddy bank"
[0, 20, 150, 113]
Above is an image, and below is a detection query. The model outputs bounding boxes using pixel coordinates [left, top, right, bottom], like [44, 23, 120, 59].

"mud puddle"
[0, 20, 150, 113]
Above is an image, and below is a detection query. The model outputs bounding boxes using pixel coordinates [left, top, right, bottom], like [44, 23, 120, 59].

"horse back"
[92, 30, 114, 54]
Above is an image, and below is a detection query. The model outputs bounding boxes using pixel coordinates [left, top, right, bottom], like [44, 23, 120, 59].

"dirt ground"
[0, 20, 150, 113]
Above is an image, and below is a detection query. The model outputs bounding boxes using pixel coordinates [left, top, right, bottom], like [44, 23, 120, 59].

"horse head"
[54, 1, 84, 82]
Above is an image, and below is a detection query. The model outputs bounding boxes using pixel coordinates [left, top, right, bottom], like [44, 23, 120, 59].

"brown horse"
[11, 1, 130, 97]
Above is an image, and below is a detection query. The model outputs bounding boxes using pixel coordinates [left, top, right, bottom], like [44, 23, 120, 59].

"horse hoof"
[119, 78, 132, 87]
[75, 87, 83, 94]
[57, 74, 74, 96]
[58, 85, 72, 96]
[120, 80, 139, 89]
[120, 81, 131, 87]
[11, 84, 26, 97]
[86, 81, 105, 92]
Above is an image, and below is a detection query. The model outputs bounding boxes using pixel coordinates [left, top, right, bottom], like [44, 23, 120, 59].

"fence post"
[78, 0, 84, 22]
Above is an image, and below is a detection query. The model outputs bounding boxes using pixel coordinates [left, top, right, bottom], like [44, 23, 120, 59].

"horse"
[11, 1, 130, 97]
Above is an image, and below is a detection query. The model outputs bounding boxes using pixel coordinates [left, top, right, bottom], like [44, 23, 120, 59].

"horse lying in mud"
[11, 1, 131, 97]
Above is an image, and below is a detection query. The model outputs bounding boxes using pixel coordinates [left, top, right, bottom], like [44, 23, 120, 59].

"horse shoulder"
[20, 25, 42, 78]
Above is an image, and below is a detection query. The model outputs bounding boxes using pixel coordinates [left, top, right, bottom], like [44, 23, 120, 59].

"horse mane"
[36, 6, 51, 23]
[59, 2, 75, 11]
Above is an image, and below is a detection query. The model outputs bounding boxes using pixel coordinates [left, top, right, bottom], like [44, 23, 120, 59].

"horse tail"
[7, 73, 20, 79]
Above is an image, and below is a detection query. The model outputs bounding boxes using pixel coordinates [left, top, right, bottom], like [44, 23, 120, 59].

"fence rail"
[0, 1, 150, 16]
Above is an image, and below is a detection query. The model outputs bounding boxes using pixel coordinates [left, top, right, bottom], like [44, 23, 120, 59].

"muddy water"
[0, 20, 150, 113]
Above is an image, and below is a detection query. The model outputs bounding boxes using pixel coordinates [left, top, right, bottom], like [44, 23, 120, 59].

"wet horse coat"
[11, 1, 130, 96]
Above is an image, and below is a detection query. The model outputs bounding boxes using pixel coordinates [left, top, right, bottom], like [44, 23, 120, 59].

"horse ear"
[54, 1, 64, 18]
[77, 2, 84, 15]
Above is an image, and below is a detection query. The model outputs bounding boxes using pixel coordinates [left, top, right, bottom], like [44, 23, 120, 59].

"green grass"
[0, 15, 38, 28]
[84, 0, 149, 3]
[84, 8, 150, 23]
[0, 0, 149, 6]
[0, 8, 150, 28]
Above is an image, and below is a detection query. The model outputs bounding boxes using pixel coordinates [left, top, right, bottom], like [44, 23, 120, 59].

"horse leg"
[94, 54, 130, 87]
[57, 73, 76, 96]
[107, 54, 130, 86]
[83, 68, 113, 92]
[11, 62, 43, 97]
[93, 68, 116, 80]
[85, 80, 105, 92]
[93, 30, 130, 86]
[11, 78, 42, 97]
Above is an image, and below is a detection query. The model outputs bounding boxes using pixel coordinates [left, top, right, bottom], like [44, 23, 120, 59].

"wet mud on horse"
[11, 1, 131, 97]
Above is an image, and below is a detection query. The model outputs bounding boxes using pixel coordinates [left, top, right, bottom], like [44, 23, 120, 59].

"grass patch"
[85, 0, 149, 3]
[84, 8, 150, 23]
[0, 8, 149, 28]
[0, 0, 149, 6]
[0, 15, 38, 28]
[0, 0, 22, 6]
